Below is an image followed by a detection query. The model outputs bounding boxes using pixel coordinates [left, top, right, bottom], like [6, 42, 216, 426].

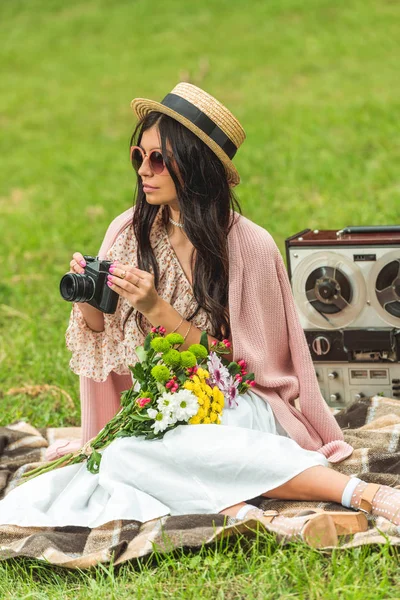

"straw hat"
[131, 82, 246, 187]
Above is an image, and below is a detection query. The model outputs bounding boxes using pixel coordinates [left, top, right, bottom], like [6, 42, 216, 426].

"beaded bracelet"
[171, 316, 184, 334]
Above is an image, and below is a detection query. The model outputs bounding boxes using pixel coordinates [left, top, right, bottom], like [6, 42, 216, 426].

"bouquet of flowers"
[21, 327, 255, 482]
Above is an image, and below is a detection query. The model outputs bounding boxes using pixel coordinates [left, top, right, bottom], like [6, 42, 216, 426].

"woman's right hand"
[68, 253, 105, 332]
[69, 252, 87, 275]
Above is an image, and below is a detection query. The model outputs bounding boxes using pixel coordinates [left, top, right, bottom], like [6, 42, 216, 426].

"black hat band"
[161, 93, 237, 159]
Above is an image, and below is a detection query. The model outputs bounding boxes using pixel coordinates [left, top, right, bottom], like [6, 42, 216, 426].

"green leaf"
[144, 333, 152, 351]
[156, 382, 167, 394]
[135, 345, 148, 362]
[129, 413, 151, 422]
[115, 430, 132, 438]
[86, 449, 102, 474]
[227, 362, 241, 375]
[200, 330, 209, 352]
[132, 362, 146, 382]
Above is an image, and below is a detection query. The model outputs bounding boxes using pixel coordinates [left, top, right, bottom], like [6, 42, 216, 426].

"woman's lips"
[143, 184, 158, 192]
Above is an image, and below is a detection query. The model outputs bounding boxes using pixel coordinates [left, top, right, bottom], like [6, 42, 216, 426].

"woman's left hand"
[107, 262, 161, 317]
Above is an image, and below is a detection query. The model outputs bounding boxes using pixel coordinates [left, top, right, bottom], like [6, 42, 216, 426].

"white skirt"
[0, 391, 329, 528]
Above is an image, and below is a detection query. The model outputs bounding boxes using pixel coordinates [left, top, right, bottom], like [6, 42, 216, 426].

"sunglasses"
[130, 146, 169, 175]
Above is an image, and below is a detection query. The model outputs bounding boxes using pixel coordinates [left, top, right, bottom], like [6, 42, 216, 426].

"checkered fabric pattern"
[1, 396, 400, 568]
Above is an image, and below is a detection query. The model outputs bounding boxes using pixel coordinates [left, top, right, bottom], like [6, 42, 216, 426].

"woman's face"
[137, 125, 179, 210]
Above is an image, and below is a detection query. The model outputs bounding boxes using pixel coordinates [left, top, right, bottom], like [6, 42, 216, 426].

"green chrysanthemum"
[162, 349, 182, 367]
[180, 351, 197, 368]
[187, 344, 208, 359]
[165, 332, 185, 345]
[151, 365, 171, 383]
[150, 337, 172, 353]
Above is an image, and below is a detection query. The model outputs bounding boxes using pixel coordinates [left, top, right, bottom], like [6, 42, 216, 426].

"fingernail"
[107, 281, 112, 287]
[109, 266, 115, 273]
[107, 274, 113, 281]
[80, 260, 86, 267]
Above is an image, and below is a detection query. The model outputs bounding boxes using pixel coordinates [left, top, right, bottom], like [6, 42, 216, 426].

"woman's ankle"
[220, 502, 252, 518]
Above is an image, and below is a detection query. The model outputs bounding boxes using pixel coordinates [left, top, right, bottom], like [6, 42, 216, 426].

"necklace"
[169, 217, 184, 228]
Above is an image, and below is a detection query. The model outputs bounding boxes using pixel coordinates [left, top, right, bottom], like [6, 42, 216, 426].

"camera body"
[60, 255, 119, 314]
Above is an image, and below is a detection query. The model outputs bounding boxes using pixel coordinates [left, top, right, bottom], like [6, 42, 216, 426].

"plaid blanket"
[1, 395, 400, 569]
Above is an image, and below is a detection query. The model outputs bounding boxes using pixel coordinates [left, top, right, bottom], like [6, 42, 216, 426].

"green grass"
[1, 0, 400, 596]
[1, 536, 400, 600]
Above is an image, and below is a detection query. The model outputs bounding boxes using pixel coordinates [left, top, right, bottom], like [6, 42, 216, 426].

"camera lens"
[60, 273, 95, 303]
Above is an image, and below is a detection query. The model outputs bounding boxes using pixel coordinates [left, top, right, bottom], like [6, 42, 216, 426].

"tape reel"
[369, 250, 400, 327]
[292, 251, 367, 330]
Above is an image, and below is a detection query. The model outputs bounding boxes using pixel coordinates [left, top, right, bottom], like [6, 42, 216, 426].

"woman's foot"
[351, 482, 400, 525]
[226, 506, 338, 548]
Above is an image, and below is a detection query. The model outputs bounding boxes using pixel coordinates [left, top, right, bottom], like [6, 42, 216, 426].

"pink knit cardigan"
[80, 207, 353, 464]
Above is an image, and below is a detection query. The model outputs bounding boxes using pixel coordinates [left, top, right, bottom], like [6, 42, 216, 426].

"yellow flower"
[203, 417, 211, 424]
[197, 407, 205, 419]
[203, 399, 211, 413]
[211, 401, 222, 414]
[184, 381, 194, 391]
[204, 384, 213, 396]
[193, 383, 202, 395]
[212, 386, 224, 403]
[192, 375, 201, 385]
[216, 416, 221, 424]
[189, 416, 201, 425]
[210, 411, 218, 423]
[196, 368, 209, 380]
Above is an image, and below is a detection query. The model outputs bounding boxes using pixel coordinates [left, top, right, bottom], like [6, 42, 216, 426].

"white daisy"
[147, 408, 158, 419]
[157, 392, 175, 413]
[150, 411, 173, 434]
[170, 389, 199, 421]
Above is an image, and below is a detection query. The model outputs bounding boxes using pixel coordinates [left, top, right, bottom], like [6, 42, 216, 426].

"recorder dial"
[312, 336, 331, 355]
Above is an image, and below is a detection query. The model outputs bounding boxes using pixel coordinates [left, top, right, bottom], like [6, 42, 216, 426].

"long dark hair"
[125, 111, 242, 340]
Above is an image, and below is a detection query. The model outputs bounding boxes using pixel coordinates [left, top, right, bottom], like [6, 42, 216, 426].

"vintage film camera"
[285, 226, 400, 410]
[60, 255, 119, 314]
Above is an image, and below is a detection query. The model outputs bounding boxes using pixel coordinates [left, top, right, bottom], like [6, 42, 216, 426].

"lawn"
[1, 0, 400, 597]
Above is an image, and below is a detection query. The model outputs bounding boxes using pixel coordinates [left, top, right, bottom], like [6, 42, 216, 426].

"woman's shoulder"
[230, 211, 279, 256]
[106, 206, 135, 235]
[98, 207, 135, 258]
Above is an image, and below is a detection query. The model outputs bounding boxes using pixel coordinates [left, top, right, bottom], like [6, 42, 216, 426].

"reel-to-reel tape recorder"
[285, 226, 400, 409]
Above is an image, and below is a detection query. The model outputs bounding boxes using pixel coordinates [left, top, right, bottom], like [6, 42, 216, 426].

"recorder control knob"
[328, 371, 338, 380]
[330, 393, 341, 402]
[312, 336, 331, 356]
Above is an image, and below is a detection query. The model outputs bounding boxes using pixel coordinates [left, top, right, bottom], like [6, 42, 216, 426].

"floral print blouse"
[66, 209, 215, 382]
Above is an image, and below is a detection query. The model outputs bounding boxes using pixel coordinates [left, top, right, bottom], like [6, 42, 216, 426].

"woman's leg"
[220, 466, 350, 517]
[264, 465, 350, 502]
[221, 464, 400, 528]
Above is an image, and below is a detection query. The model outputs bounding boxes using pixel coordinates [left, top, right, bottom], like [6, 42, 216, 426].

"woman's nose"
[138, 156, 153, 178]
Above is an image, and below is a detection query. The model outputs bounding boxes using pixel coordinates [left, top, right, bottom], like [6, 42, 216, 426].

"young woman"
[1, 83, 399, 548]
